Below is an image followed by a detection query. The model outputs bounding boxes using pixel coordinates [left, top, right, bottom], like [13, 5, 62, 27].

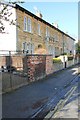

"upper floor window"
[46, 27, 50, 37]
[24, 17, 27, 31]
[24, 16, 32, 33]
[27, 18, 31, 32]
[38, 23, 41, 35]
[54, 33, 58, 42]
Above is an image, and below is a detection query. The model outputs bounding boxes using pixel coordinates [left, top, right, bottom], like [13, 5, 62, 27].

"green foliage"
[61, 53, 67, 55]
[76, 42, 80, 54]
[53, 58, 62, 63]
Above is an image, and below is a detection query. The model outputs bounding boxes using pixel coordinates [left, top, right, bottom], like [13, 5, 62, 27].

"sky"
[18, 2, 78, 40]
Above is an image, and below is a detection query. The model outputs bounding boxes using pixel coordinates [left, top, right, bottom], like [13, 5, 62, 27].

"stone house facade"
[16, 4, 75, 57]
[0, 4, 75, 57]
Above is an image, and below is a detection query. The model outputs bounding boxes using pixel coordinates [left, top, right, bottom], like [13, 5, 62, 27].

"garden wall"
[0, 55, 52, 92]
[0, 54, 79, 93]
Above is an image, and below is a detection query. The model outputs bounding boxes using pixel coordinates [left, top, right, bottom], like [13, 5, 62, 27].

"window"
[27, 43, 30, 53]
[22, 42, 26, 53]
[31, 44, 34, 54]
[24, 17, 27, 31]
[24, 17, 32, 33]
[46, 27, 50, 37]
[55, 47, 59, 57]
[38, 23, 40, 35]
[48, 45, 53, 54]
[27, 18, 31, 32]
[22, 42, 34, 54]
[23, 42, 26, 50]
[54, 34, 58, 42]
[46, 27, 48, 37]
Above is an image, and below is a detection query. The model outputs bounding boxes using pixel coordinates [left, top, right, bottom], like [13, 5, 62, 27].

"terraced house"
[0, 4, 75, 57]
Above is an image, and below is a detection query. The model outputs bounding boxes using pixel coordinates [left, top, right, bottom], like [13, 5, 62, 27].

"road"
[44, 75, 80, 119]
[2, 64, 79, 118]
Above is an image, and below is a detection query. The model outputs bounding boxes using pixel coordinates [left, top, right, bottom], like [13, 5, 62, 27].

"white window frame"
[32, 43, 34, 54]
[22, 42, 34, 54]
[24, 17, 27, 31]
[22, 42, 27, 53]
[54, 34, 58, 42]
[38, 23, 41, 35]
[24, 17, 32, 33]
[46, 27, 50, 37]
[27, 18, 32, 33]
[46, 27, 48, 37]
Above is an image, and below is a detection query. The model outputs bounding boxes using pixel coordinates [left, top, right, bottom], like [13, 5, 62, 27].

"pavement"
[1, 64, 80, 119]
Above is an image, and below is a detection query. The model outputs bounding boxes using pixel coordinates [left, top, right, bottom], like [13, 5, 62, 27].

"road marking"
[44, 85, 77, 119]
[52, 86, 77, 118]
[32, 75, 79, 118]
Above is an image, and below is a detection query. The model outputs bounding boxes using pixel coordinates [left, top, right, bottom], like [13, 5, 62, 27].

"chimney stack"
[35, 11, 43, 19]
[52, 22, 59, 28]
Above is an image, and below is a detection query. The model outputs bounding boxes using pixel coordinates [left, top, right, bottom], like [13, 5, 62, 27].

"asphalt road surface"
[44, 75, 80, 119]
[2, 64, 79, 118]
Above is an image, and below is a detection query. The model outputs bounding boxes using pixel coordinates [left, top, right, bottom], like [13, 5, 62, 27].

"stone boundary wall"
[2, 73, 28, 93]
[0, 55, 53, 92]
[0, 54, 79, 93]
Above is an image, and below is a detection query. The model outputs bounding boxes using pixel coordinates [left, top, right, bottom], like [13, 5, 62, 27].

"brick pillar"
[46, 55, 53, 75]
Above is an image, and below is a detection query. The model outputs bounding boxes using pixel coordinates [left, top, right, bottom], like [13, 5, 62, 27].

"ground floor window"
[22, 42, 34, 54]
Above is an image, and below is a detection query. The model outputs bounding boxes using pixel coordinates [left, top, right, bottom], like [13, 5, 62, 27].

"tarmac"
[45, 74, 80, 119]
[2, 64, 80, 119]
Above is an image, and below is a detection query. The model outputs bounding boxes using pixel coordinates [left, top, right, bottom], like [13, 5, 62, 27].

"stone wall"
[53, 63, 63, 72]
[0, 55, 52, 92]
[2, 72, 28, 93]
[0, 54, 79, 93]
[0, 56, 6, 67]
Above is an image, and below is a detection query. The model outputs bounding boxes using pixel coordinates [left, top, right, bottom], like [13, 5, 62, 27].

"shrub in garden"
[53, 58, 62, 63]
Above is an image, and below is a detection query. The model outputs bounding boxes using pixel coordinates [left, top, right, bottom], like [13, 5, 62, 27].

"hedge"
[53, 58, 62, 63]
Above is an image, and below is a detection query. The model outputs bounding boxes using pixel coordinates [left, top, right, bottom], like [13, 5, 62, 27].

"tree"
[0, 0, 24, 33]
[76, 42, 80, 54]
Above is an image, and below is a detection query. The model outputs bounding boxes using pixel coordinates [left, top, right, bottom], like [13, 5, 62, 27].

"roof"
[16, 4, 75, 41]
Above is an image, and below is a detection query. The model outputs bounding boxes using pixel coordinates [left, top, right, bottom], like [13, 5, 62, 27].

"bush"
[53, 58, 62, 63]
[61, 53, 67, 55]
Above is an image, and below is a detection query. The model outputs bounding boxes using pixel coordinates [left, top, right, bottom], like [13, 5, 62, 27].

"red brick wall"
[26, 55, 46, 82]
[46, 55, 53, 75]
[0, 56, 23, 71]
[11, 56, 23, 71]
[0, 55, 53, 82]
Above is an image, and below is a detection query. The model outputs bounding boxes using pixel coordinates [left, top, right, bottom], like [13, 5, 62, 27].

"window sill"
[23, 30, 33, 34]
